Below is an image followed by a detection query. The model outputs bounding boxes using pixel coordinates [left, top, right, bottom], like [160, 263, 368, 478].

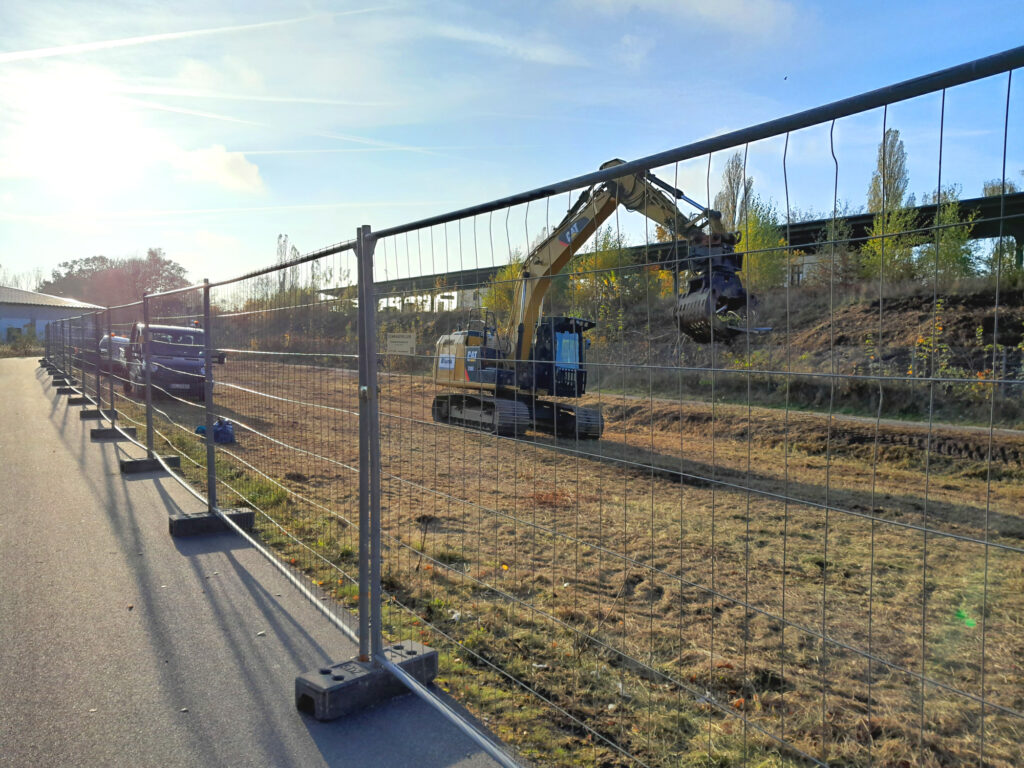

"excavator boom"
[508, 159, 754, 356]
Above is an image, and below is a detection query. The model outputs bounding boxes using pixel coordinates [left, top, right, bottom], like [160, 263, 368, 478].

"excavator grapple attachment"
[674, 248, 757, 343]
[675, 289, 746, 343]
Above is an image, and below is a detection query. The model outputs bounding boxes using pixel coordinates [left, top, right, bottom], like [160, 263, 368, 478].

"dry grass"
[136, 356, 1024, 767]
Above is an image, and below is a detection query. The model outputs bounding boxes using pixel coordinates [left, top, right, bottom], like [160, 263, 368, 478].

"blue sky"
[0, 0, 1021, 286]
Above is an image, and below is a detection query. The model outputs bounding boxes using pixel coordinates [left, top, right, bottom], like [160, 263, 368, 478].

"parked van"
[124, 323, 206, 399]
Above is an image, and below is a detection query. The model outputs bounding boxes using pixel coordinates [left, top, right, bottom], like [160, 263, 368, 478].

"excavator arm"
[507, 159, 753, 358]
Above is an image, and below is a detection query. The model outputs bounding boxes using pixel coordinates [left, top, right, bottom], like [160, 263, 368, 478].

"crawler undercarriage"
[431, 393, 603, 439]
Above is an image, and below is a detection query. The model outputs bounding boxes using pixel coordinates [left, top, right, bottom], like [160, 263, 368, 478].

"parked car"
[97, 333, 129, 376]
[124, 323, 206, 400]
[76, 333, 125, 373]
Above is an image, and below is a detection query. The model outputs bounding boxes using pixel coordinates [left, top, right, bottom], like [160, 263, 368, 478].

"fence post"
[106, 309, 117, 426]
[143, 293, 154, 459]
[77, 315, 85, 387]
[202, 280, 218, 513]
[356, 224, 383, 662]
[93, 312, 102, 405]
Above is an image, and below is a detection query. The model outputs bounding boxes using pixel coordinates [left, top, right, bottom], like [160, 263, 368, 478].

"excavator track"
[432, 394, 532, 436]
[541, 402, 604, 440]
[432, 394, 604, 439]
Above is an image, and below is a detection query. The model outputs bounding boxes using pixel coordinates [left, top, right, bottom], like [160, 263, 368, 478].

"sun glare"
[2, 65, 163, 209]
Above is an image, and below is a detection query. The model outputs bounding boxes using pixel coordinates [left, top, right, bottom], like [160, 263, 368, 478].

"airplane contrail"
[126, 97, 443, 156]
[0, 200, 443, 222]
[0, 8, 386, 64]
[121, 98, 267, 127]
[115, 84, 395, 108]
[238, 145, 535, 155]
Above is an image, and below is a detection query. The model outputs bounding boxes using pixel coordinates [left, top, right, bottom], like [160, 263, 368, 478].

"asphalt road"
[0, 357, 507, 768]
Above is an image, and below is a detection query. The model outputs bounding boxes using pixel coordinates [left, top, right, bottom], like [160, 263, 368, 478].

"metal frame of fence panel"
[357, 225, 384, 662]
[105, 308, 116, 425]
[202, 280, 218, 512]
[63, 318, 69, 376]
[69, 315, 79, 385]
[91, 311, 102, 408]
[142, 294, 154, 458]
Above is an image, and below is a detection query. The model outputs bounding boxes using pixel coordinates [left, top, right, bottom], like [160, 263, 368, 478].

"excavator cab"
[520, 316, 595, 397]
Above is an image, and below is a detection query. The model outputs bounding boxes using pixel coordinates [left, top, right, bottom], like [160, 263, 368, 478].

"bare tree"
[713, 151, 753, 231]
[0, 264, 43, 290]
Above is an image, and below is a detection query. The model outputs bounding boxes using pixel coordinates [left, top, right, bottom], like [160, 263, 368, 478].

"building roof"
[0, 285, 103, 310]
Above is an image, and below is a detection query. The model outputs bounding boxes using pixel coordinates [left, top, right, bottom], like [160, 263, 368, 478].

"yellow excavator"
[431, 159, 757, 439]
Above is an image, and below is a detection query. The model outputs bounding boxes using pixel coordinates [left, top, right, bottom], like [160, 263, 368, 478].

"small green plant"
[914, 298, 953, 379]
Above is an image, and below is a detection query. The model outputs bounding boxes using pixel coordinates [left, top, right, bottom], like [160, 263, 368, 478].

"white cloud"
[169, 145, 264, 193]
[568, 0, 796, 38]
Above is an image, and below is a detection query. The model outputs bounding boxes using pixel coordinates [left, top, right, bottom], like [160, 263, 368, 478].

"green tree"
[738, 196, 789, 290]
[37, 249, 188, 306]
[982, 178, 1020, 196]
[862, 128, 919, 281]
[982, 178, 1023, 273]
[917, 185, 979, 283]
[805, 211, 862, 287]
[860, 206, 920, 282]
[481, 253, 523, 321]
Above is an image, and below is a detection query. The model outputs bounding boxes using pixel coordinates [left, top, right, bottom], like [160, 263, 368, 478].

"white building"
[0, 286, 103, 342]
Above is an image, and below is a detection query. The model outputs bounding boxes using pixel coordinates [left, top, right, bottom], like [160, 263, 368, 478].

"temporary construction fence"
[42, 46, 1024, 767]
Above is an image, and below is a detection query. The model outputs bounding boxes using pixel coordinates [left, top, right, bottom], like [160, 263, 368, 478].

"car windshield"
[150, 330, 204, 357]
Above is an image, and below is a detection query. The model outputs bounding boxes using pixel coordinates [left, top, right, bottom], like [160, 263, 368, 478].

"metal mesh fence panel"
[202, 246, 364, 626]
[124, 287, 212, 485]
[366, 65, 1024, 767]
[102, 302, 145, 433]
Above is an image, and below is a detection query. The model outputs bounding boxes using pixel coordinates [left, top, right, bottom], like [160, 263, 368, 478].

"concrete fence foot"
[169, 508, 255, 537]
[91, 427, 137, 440]
[295, 642, 439, 721]
[119, 456, 181, 473]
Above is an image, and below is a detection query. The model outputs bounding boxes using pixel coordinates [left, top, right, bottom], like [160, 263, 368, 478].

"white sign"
[438, 353, 456, 370]
[386, 332, 416, 355]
